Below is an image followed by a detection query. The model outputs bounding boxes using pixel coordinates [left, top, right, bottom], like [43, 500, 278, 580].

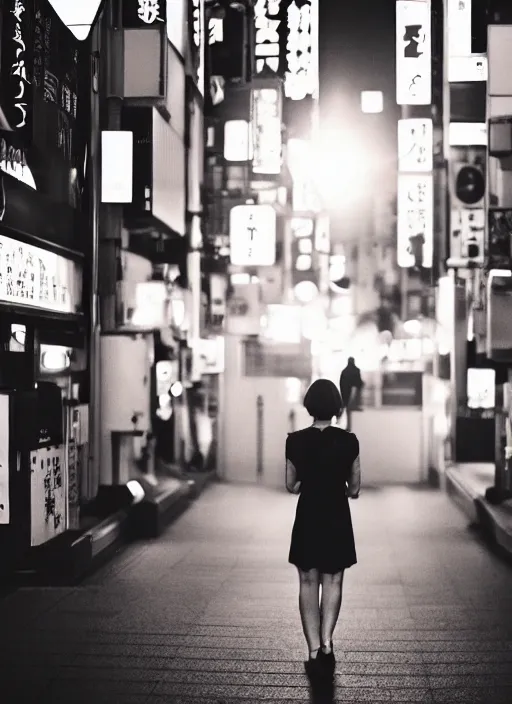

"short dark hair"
[303, 378, 343, 420]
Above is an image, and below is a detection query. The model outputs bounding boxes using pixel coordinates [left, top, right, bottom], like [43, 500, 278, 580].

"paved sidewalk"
[1, 482, 512, 703]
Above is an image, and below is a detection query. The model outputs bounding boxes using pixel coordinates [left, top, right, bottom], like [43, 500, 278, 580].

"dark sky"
[319, 0, 399, 158]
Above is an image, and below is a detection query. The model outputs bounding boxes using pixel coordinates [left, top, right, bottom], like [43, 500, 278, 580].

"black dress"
[287, 426, 359, 573]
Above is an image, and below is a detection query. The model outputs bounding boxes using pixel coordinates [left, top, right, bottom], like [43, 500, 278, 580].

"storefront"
[0, 0, 92, 573]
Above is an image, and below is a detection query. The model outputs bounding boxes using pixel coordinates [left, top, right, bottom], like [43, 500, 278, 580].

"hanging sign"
[447, 0, 486, 82]
[397, 174, 433, 268]
[229, 204, 277, 267]
[189, 0, 205, 95]
[123, 0, 166, 27]
[398, 118, 433, 172]
[252, 88, 282, 175]
[285, 0, 318, 101]
[449, 208, 485, 265]
[396, 0, 431, 105]
[254, 0, 318, 102]
[0, 235, 82, 314]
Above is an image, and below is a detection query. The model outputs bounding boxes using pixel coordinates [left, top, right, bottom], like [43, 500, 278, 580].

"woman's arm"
[285, 459, 301, 494]
[347, 455, 361, 498]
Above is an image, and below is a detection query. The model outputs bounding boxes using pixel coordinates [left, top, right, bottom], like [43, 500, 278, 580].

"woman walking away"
[285, 379, 361, 677]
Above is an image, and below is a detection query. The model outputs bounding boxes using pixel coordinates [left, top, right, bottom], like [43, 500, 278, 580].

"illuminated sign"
[47, 0, 103, 40]
[361, 91, 383, 114]
[396, 1, 431, 105]
[398, 118, 433, 172]
[101, 131, 134, 203]
[0, 235, 82, 314]
[166, 0, 186, 55]
[449, 208, 484, 266]
[254, 0, 318, 102]
[252, 88, 282, 175]
[229, 204, 277, 267]
[397, 174, 433, 268]
[224, 121, 253, 162]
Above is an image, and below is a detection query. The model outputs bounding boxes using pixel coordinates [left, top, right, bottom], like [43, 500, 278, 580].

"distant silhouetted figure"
[339, 358, 364, 430]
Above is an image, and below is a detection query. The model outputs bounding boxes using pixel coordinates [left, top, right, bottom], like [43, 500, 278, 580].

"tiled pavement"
[1, 482, 512, 703]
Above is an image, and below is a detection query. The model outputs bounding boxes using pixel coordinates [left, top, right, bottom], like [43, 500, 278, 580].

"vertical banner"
[397, 174, 434, 268]
[0, 0, 34, 138]
[396, 0, 431, 105]
[0, 395, 9, 525]
[398, 118, 433, 172]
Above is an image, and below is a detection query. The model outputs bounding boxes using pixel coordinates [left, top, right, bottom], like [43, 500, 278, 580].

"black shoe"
[304, 653, 323, 678]
[318, 643, 335, 670]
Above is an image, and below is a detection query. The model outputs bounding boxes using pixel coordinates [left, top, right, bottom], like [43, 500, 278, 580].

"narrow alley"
[1, 482, 512, 704]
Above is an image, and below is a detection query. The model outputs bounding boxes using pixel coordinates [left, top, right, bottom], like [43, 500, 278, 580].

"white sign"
[450, 208, 484, 265]
[254, 0, 281, 74]
[398, 118, 433, 172]
[396, 1, 431, 105]
[449, 122, 487, 146]
[229, 204, 277, 267]
[448, 55, 487, 82]
[447, 0, 472, 58]
[397, 173, 433, 268]
[101, 131, 133, 203]
[0, 236, 82, 314]
[208, 17, 223, 45]
[285, 0, 318, 101]
[0, 395, 9, 525]
[252, 88, 282, 175]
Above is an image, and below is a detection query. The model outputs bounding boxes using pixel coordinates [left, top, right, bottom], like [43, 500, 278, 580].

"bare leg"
[320, 571, 345, 650]
[297, 568, 321, 657]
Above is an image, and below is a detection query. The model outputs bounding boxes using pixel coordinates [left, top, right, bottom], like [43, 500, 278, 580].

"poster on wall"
[30, 445, 66, 547]
[0, 395, 9, 525]
[396, 0, 431, 105]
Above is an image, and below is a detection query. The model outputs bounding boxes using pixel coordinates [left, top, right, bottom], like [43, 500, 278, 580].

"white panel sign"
[101, 131, 134, 203]
[230, 205, 277, 266]
[0, 395, 9, 525]
[397, 174, 433, 268]
[396, 1, 431, 105]
[398, 118, 433, 172]
[449, 122, 487, 146]
[285, 0, 319, 101]
[447, 0, 472, 58]
[0, 236, 81, 314]
[448, 55, 487, 82]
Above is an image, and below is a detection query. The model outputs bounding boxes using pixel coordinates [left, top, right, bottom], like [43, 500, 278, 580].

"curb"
[445, 468, 512, 560]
